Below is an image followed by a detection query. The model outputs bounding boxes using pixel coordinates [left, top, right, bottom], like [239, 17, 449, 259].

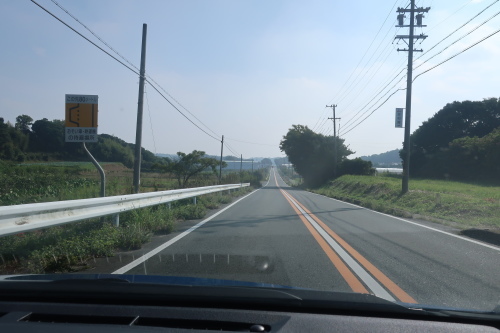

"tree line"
[0, 115, 252, 186]
[279, 97, 500, 187]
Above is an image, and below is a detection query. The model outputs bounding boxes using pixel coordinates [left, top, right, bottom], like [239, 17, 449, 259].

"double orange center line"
[273, 170, 416, 304]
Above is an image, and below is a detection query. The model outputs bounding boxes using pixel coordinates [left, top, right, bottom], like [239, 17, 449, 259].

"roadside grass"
[0, 162, 260, 274]
[311, 174, 500, 230]
[0, 184, 254, 274]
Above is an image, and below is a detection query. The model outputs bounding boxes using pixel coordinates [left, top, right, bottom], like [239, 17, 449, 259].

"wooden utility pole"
[395, 2, 430, 194]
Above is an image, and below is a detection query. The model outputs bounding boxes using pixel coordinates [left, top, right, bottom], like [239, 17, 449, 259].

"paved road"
[113, 168, 500, 311]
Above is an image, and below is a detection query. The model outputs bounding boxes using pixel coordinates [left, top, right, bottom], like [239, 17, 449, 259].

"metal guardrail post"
[112, 214, 119, 227]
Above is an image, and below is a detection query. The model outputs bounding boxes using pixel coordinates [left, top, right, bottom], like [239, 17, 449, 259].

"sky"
[1, 0, 499, 159]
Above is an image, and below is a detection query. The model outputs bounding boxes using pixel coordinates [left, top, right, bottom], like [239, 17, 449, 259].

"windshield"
[1, 0, 499, 315]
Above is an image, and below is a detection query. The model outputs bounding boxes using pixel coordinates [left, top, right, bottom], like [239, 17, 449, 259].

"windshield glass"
[1, 0, 499, 314]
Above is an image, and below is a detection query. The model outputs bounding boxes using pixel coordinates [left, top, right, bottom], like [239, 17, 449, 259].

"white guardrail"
[0, 183, 250, 237]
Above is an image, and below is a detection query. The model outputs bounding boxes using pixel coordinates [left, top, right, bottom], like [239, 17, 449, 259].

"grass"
[311, 174, 500, 230]
[0, 186, 255, 274]
[0, 161, 260, 274]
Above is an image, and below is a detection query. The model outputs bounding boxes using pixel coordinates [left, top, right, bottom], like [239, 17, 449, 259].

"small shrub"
[174, 204, 207, 220]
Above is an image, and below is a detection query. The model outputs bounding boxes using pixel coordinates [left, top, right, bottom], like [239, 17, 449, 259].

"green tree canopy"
[167, 150, 224, 188]
[403, 98, 500, 177]
[279, 125, 353, 187]
[15, 115, 33, 134]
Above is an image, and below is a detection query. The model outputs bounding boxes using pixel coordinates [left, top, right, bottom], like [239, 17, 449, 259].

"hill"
[359, 149, 402, 168]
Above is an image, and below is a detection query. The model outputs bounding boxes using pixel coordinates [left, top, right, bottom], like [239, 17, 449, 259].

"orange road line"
[279, 189, 369, 294]
[286, 191, 417, 304]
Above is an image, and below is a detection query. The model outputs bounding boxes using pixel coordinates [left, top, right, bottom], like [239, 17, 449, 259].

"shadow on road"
[460, 229, 500, 247]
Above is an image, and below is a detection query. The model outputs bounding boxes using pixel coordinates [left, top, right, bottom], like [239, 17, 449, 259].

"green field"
[311, 174, 500, 230]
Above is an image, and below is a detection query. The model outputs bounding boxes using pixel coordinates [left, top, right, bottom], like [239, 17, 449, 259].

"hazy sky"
[1, 0, 499, 158]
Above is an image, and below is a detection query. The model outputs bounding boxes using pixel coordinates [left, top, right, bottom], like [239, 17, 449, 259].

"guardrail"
[0, 183, 250, 237]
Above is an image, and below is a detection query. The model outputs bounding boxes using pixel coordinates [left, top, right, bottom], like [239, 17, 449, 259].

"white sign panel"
[395, 108, 404, 128]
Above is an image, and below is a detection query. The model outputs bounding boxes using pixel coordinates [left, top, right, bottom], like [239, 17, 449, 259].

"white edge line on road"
[112, 187, 263, 274]
[307, 192, 500, 252]
[281, 190, 396, 303]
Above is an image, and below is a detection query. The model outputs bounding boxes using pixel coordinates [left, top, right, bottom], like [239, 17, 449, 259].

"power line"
[413, 26, 500, 81]
[32, 0, 246, 153]
[145, 80, 220, 142]
[224, 142, 239, 157]
[30, 0, 139, 75]
[49, 0, 141, 73]
[415, 6, 500, 70]
[340, 74, 406, 134]
[48, 0, 222, 141]
[225, 137, 276, 147]
[341, 68, 406, 130]
[340, 88, 406, 137]
[331, 0, 400, 105]
[311, 0, 400, 131]
[340, 27, 500, 137]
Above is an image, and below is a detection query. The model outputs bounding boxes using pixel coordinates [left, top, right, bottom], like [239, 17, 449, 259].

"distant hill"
[359, 149, 402, 167]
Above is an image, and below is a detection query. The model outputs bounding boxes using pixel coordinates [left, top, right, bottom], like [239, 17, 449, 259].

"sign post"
[65, 94, 105, 197]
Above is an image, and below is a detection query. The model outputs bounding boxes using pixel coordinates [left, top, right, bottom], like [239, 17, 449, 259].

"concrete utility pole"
[219, 135, 224, 184]
[326, 104, 340, 177]
[395, 2, 430, 194]
[133, 24, 148, 193]
[240, 154, 243, 183]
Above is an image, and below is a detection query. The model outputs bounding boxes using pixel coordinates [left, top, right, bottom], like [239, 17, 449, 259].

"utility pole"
[133, 24, 147, 193]
[240, 154, 243, 183]
[219, 135, 224, 184]
[326, 104, 340, 177]
[395, 2, 430, 194]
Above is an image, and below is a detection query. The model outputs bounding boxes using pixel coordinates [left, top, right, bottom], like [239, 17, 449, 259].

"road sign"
[395, 108, 404, 128]
[65, 94, 98, 142]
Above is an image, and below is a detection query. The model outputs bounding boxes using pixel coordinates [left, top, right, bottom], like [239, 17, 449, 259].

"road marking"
[113, 188, 261, 274]
[273, 169, 416, 303]
[308, 191, 500, 252]
[281, 189, 397, 302]
[286, 191, 417, 304]
[280, 189, 369, 294]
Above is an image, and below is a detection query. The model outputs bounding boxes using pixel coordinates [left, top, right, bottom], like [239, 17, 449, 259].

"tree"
[168, 150, 223, 188]
[15, 115, 33, 134]
[0, 118, 29, 160]
[30, 118, 66, 153]
[261, 158, 272, 166]
[279, 125, 353, 187]
[444, 128, 500, 181]
[402, 98, 500, 177]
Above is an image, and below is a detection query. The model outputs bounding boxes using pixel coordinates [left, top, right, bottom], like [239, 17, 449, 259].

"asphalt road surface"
[111, 168, 500, 311]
